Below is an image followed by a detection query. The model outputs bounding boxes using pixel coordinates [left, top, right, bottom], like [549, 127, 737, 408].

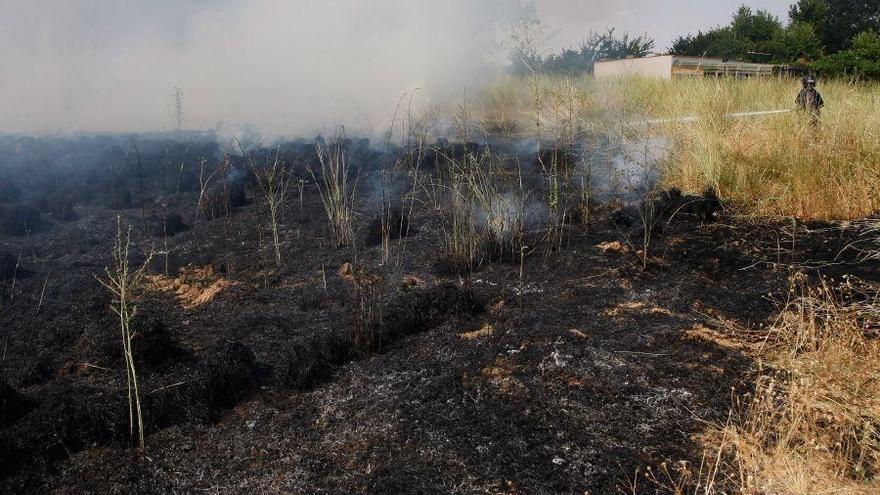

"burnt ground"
[1, 139, 878, 494]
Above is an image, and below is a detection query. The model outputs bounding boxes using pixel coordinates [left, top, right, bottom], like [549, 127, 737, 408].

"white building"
[594, 55, 779, 79]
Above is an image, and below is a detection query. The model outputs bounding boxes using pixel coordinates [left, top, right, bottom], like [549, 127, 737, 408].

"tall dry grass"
[477, 74, 880, 220]
[422, 146, 534, 275]
[697, 275, 880, 495]
[241, 143, 294, 267]
[310, 136, 358, 247]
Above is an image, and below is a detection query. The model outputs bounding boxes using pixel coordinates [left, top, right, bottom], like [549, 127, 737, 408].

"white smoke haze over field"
[0, 0, 792, 137]
[0, 0, 534, 136]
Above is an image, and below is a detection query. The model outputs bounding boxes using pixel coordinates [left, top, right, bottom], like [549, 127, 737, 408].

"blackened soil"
[1, 148, 877, 494]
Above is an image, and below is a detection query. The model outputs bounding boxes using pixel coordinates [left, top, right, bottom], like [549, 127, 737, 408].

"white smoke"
[0, 0, 535, 136]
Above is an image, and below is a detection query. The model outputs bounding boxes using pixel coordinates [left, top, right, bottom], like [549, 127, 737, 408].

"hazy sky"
[536, 0, 792, 53]
[0, 1, 794, 136]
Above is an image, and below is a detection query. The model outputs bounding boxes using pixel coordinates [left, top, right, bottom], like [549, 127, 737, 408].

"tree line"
[671, 0, 880, 78]
[511, 0, 880, 79]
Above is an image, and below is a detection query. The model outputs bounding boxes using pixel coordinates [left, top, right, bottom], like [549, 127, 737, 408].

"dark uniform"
[796, 76, 824, 126]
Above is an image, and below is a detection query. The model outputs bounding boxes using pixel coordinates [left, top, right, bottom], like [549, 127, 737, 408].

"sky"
[0, 0, 794, 136]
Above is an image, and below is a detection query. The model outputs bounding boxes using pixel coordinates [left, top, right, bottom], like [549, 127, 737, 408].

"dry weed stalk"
[35, 271, 50, 315]
[297, 178, 306, 217]
[443, 171, 483, 274]
[381, 91, 434, 266]
[241, 142, 294, 267]
[8, 252, 21, 303]
[96, 216, 154, 449]
[532, 82, 592, 255]
[617, 133, 669, 270]
[465, 156, 531, 262]
[194, 158, 220, 238]
[339, 261, 382, 353]
[130, 142, 148, 238]
[310, 136, 358, 247]
[852, 219, 880, 262]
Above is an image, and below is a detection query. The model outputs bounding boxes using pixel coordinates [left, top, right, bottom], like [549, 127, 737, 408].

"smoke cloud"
[0, 0, 534, 136]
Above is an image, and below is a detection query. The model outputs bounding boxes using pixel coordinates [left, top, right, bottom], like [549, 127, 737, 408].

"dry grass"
[477, 75, 880, 220]
[459, 322, 495, 341]
[445, 186, 481, 273]
[853, 220, 880, 262]
[695, 275, 880, 495]
[243, 144, 294, 267]
[661, 85, 880, 220]
[338, 261, 382, 354]
[310, 136, 358, 247]
[146, 265, 235, 309]
[426, 147, 534, 274]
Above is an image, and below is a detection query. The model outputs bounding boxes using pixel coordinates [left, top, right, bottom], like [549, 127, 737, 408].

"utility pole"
[173, 86, 185, 133]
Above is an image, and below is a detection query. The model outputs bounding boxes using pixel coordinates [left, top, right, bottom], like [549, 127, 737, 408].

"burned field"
[0, 134, 877, 494]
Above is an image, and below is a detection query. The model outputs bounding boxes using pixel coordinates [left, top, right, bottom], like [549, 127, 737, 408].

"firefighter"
[796, 75, 824, 126]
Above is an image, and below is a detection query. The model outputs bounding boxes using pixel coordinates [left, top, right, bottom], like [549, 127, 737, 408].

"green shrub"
[813, 30, 880, 79]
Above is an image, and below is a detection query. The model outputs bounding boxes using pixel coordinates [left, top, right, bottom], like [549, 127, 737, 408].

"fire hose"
[625, 108, 792, 127]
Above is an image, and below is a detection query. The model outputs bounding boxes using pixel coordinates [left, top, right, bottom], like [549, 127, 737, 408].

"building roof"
[595, 55, 778, 76]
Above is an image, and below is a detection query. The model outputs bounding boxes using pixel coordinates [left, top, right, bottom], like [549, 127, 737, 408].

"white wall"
[594, 56, 673, 79]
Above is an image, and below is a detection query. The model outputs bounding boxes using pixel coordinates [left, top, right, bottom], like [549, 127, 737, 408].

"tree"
[534, 29, 655, 74]
[670, 33, 702, 56]
[777, 22, 824, 60]
[789, 0, 829, 29]
[508, 18, 554, 75]
[670, 27, 749, 61]
[670, 31, 718, 57]
[670, 7, 783, 62]
[541, 47, 593, 74]
[709, 27, 752, 61]
[813, 30, 880, 78]
[732, 6, 783, 42]
[668, 0, 876, 70]
[825, 0, 880, 53]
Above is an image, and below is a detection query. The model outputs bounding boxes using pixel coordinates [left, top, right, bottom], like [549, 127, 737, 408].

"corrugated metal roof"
[672, 57, 776, 75]
[595, 55, 778, 75]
